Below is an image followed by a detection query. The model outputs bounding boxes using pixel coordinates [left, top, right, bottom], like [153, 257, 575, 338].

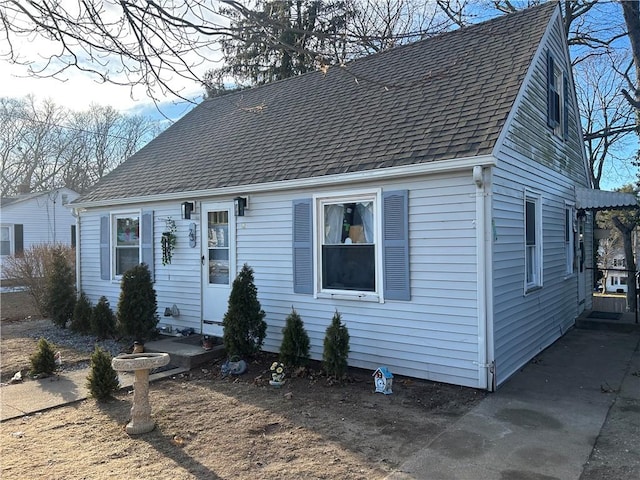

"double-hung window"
[114, 214, 140, 276]
[320, 196, 377, 294]
[100, 211, 153, 280]
[292, 190, 409, 301]
[525, 192, 542, 291]
[547, 50, 569, 140]
[1, 226, 11, 256]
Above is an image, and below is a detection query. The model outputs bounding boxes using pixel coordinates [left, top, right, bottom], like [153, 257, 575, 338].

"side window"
[525, 193, 542, 291]
[0, 226, 11, 256]
[547, 50, 569, 139]
[114, 215, 140, 276]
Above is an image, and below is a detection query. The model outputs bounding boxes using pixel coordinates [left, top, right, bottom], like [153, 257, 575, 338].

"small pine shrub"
[116, 263, 158, 341]
[91, 296, 116, 339]
[322, 310, 350, 379]
[70, 292, 93, 334]
[44, 246, 76, 328]
[222, 264, 267, 357]
[279, 307, 310, 368]
[29, 338, 57, 377]
[86, 347, 119, 401]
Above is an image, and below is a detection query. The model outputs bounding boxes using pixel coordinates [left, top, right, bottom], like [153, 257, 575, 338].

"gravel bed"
[26, 322, 129, 362]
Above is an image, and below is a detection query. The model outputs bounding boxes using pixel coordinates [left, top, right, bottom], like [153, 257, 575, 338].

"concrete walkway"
[0, 367, 187, 421]
[387, 328, 640, 480]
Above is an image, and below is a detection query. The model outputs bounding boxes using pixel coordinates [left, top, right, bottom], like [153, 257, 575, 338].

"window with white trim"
[319, 195, 377, 294]
[525, 193, 542, 290]
[113, 214, 140, 276]
[547, 50, 569, 140]
[1, 226, 11, 256]
[293, 191, 409, 301]
[565, 205, 575, 275]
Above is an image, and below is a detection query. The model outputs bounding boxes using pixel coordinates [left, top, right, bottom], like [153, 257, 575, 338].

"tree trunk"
[612, 216, 637, 312]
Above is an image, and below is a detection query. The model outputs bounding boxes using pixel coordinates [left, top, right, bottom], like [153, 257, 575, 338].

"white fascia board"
[73, 154, 497, 209]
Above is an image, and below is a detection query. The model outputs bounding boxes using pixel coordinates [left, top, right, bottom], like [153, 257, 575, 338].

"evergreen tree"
[45, 246, 76, 328]
[322, 310, 350, 379]
[222, 264, 267, 357]
[86, 347, 119, 401]
[116, 263, 158, 341]
[29, 338, 57, 376]
[279, 307, 310, 368]
[70, 291, 93, 334]
[91, 296, 117, 339]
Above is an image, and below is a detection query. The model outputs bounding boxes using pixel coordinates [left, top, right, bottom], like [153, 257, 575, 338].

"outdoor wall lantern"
[181, 201, 194, 220]
[234, 196, 247, 217]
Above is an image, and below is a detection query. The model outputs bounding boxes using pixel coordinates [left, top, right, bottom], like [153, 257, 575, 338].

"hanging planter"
[161, 218, 177, 265]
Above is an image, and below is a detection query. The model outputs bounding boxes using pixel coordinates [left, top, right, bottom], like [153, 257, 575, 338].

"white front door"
[202, 202, 235, 336]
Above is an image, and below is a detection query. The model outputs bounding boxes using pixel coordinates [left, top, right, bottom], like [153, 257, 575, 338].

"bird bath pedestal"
[112, 353, 170, 435]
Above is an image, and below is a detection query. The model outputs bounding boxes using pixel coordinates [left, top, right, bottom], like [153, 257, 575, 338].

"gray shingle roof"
[79, 2, 557, 203]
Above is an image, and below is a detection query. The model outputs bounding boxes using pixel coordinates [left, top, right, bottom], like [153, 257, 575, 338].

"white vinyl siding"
[79, 172, 483, 388]
[491, 16, 589, 387]
[0, 188, 79, 277]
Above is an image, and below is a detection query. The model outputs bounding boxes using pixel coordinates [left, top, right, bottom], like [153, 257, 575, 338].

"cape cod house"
[1, 188, 80, 277]
[71, 2, 635, 390]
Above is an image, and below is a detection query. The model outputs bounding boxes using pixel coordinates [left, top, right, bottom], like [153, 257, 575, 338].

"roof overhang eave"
[71, 154, 497, 210]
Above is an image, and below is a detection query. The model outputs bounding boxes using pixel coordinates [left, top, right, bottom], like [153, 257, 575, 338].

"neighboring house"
[71, 3, 635, 390]
[1, 188, 80, 277]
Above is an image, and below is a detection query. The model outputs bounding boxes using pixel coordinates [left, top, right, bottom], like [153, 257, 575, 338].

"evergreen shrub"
[222, 264, 266, 357]
[91, 296, 116, 339]
[322, 310, 350, 379]
[86, 347, 119, 401]
[29, 338, 57, 377]
[45, 246, 76, 328]
[116, 263, 158, 341]
[279, 307, 310, 368]
[70, 291, 93, 334]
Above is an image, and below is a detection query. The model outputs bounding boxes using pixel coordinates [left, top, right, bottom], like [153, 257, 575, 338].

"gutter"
[72, 155, 497, 209]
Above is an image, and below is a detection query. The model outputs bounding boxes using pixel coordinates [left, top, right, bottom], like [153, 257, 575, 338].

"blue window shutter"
[383, 190, 410, 301]
[100, 215, 110, 280]
[141, 211, 154, 280]
[14, 224, 23, 256]
[292, 199, 313, 294]
[563, 75, 570, 140]
[546, 50, 558, 129]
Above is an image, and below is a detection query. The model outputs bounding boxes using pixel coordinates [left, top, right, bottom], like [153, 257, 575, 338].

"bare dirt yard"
[1, 291, 485, 479]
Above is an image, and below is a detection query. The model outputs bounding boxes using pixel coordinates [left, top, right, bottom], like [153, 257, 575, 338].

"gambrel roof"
[78, 2, 558, 204]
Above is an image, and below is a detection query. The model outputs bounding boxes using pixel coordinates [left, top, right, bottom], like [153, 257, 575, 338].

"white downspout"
[72, 208, 81, 296]
[473, 166, 494, 391]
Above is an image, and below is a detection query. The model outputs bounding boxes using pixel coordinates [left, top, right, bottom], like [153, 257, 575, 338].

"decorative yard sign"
[373, 367, 393, 394]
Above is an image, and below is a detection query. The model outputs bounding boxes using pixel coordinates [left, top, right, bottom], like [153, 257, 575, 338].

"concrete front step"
[143, 334, 226, 370]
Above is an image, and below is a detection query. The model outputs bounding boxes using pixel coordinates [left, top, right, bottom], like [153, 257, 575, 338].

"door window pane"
[208, 211, 229, 284]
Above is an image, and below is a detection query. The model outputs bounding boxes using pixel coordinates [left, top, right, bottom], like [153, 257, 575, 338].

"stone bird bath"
[112, 352, 170, 435]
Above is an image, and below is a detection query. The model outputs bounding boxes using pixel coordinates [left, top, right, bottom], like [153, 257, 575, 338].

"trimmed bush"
[322, 310, 350, 379]
[222, 264, 267, 357]
[279, 307, 310, 368]
[29, 338, 57, 377]
[86, 347, 119, 401]
[116, 263, 158, 341]
[70, 292, 93, 334]
[91, 296, 116, 339]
